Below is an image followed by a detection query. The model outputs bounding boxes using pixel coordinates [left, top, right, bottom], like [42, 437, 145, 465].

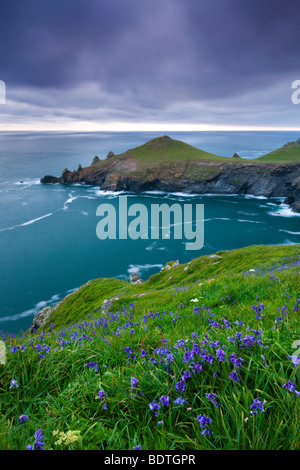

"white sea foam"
[145, 241, 169, 252]
[14, 178, 41, 186]
[0, 212, 54, 232]
[95, 189, 126, 197]
[204, 217, 231, 222]
[142, 190, 168, 195]
[244, 194, 268, 200]
[127, 263, 163, 274]
[236, 219, 262, 224]
[0, 293, 62, 323]
[166, 192, 199, 198]
[268, 204, 300, 218]
[63, 193, 78, 209]
[279, 229, 300, 235]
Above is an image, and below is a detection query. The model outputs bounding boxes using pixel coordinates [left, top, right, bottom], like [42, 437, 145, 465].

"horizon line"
[1, 123, 300, 133]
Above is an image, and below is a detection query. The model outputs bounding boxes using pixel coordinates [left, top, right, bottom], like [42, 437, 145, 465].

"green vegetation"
[0, 244, 299, 450]
[115, 136, 233, 166]
[256, 140, 300, 162]
[110, 135, 300, 166]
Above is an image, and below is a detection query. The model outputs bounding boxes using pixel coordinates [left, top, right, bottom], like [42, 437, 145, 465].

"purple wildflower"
[98, 390, 107, 399]
[159, 395, 170, 406]
[282, 380, 299, 394]
[19, 414, 29, 423]
[216, 348, 226, 363]
[206, 393, 219, 407]
[27, 428, 45, 450]
[229, 370, 241, 383]
[250, 398, 266, 415]
[131, 377, 139, 390]
[174, 397, 186, 405]
[140, 349, 148, 357]
[85, 362, 99, 372]
[196, 415, 213, 437]
[175, 381, 186, 393]
[149, 400, 161, 413]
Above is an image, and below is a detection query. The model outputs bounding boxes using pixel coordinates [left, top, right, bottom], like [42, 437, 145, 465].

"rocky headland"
[41, 136, 300, 212]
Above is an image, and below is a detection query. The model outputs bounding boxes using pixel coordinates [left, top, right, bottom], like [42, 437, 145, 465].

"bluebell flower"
[175, 381, 186, 393]
[19, 414, 29, 423]
[282, 380, 299, 395]
[194, 362, 203, 373]
[132, 445, 142, 450]
[197, 414, 211, 428]
[98, 390, 107, 399]
[85, 362, 99, 372]
[140, 349, 148, 357]
[181, 370, 191, 381]
[196, 414, 213, 436]
[229, 370, 240, 383]
[250, 398, 266, 415]
[10, 379, 18, 388]
[131, 377, 139, 390]
[206, 393, 219, 407]
[216, 348, 226, 363]
[229, 353, 244, 368]
[149, 400, 161, 413]
[27, 428, 45, 450]
[174, 397, 186, 405]
[159, 395, 170, 406]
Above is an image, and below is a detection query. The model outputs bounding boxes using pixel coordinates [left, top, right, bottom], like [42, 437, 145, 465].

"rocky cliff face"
[41, 157, 300, 212]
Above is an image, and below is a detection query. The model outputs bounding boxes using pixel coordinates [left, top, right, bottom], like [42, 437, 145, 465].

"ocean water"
[0, 130, 300, 334]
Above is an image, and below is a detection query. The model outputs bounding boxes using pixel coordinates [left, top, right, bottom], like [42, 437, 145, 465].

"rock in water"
[40, 175, 60, 184]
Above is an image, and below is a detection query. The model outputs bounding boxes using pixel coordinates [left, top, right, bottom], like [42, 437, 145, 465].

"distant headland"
[41, 135, 300, 213]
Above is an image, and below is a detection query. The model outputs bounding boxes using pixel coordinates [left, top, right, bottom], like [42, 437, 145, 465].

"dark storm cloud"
[0, 0, 299, 127]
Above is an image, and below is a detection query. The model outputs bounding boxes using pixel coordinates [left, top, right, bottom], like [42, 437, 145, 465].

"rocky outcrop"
[91, 155, 100, 165]
[291, 176, 300, 212]
[129, 273, 143, 285]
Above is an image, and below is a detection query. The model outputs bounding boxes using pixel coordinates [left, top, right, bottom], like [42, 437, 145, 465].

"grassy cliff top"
[117, 135, 231, 165]
[1, 243, 300, 450]
[255, 139, 300, 162]
[95, 135, 300, 168]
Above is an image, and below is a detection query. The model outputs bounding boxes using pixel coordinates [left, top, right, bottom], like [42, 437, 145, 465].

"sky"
[0, 0, 300, 131]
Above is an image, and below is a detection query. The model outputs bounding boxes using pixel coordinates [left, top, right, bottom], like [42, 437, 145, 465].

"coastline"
[41, 159, 300, 213]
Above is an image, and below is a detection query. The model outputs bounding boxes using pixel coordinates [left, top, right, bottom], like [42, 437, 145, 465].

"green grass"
[115, 136, 234, 166]
[111, 135, 300, 166]
[0, 244, 299, 450]
[256, 141, 300, 162]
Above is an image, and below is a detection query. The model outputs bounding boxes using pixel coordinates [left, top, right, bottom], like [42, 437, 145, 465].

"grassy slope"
[98, 136, 300, 170]
[256, 141, 300, 162]
[0, 244, 299, 450]
[123, 137, 231, 166]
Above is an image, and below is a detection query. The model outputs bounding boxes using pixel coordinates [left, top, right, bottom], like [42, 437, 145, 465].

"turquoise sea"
[0, 131, 299, 333]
